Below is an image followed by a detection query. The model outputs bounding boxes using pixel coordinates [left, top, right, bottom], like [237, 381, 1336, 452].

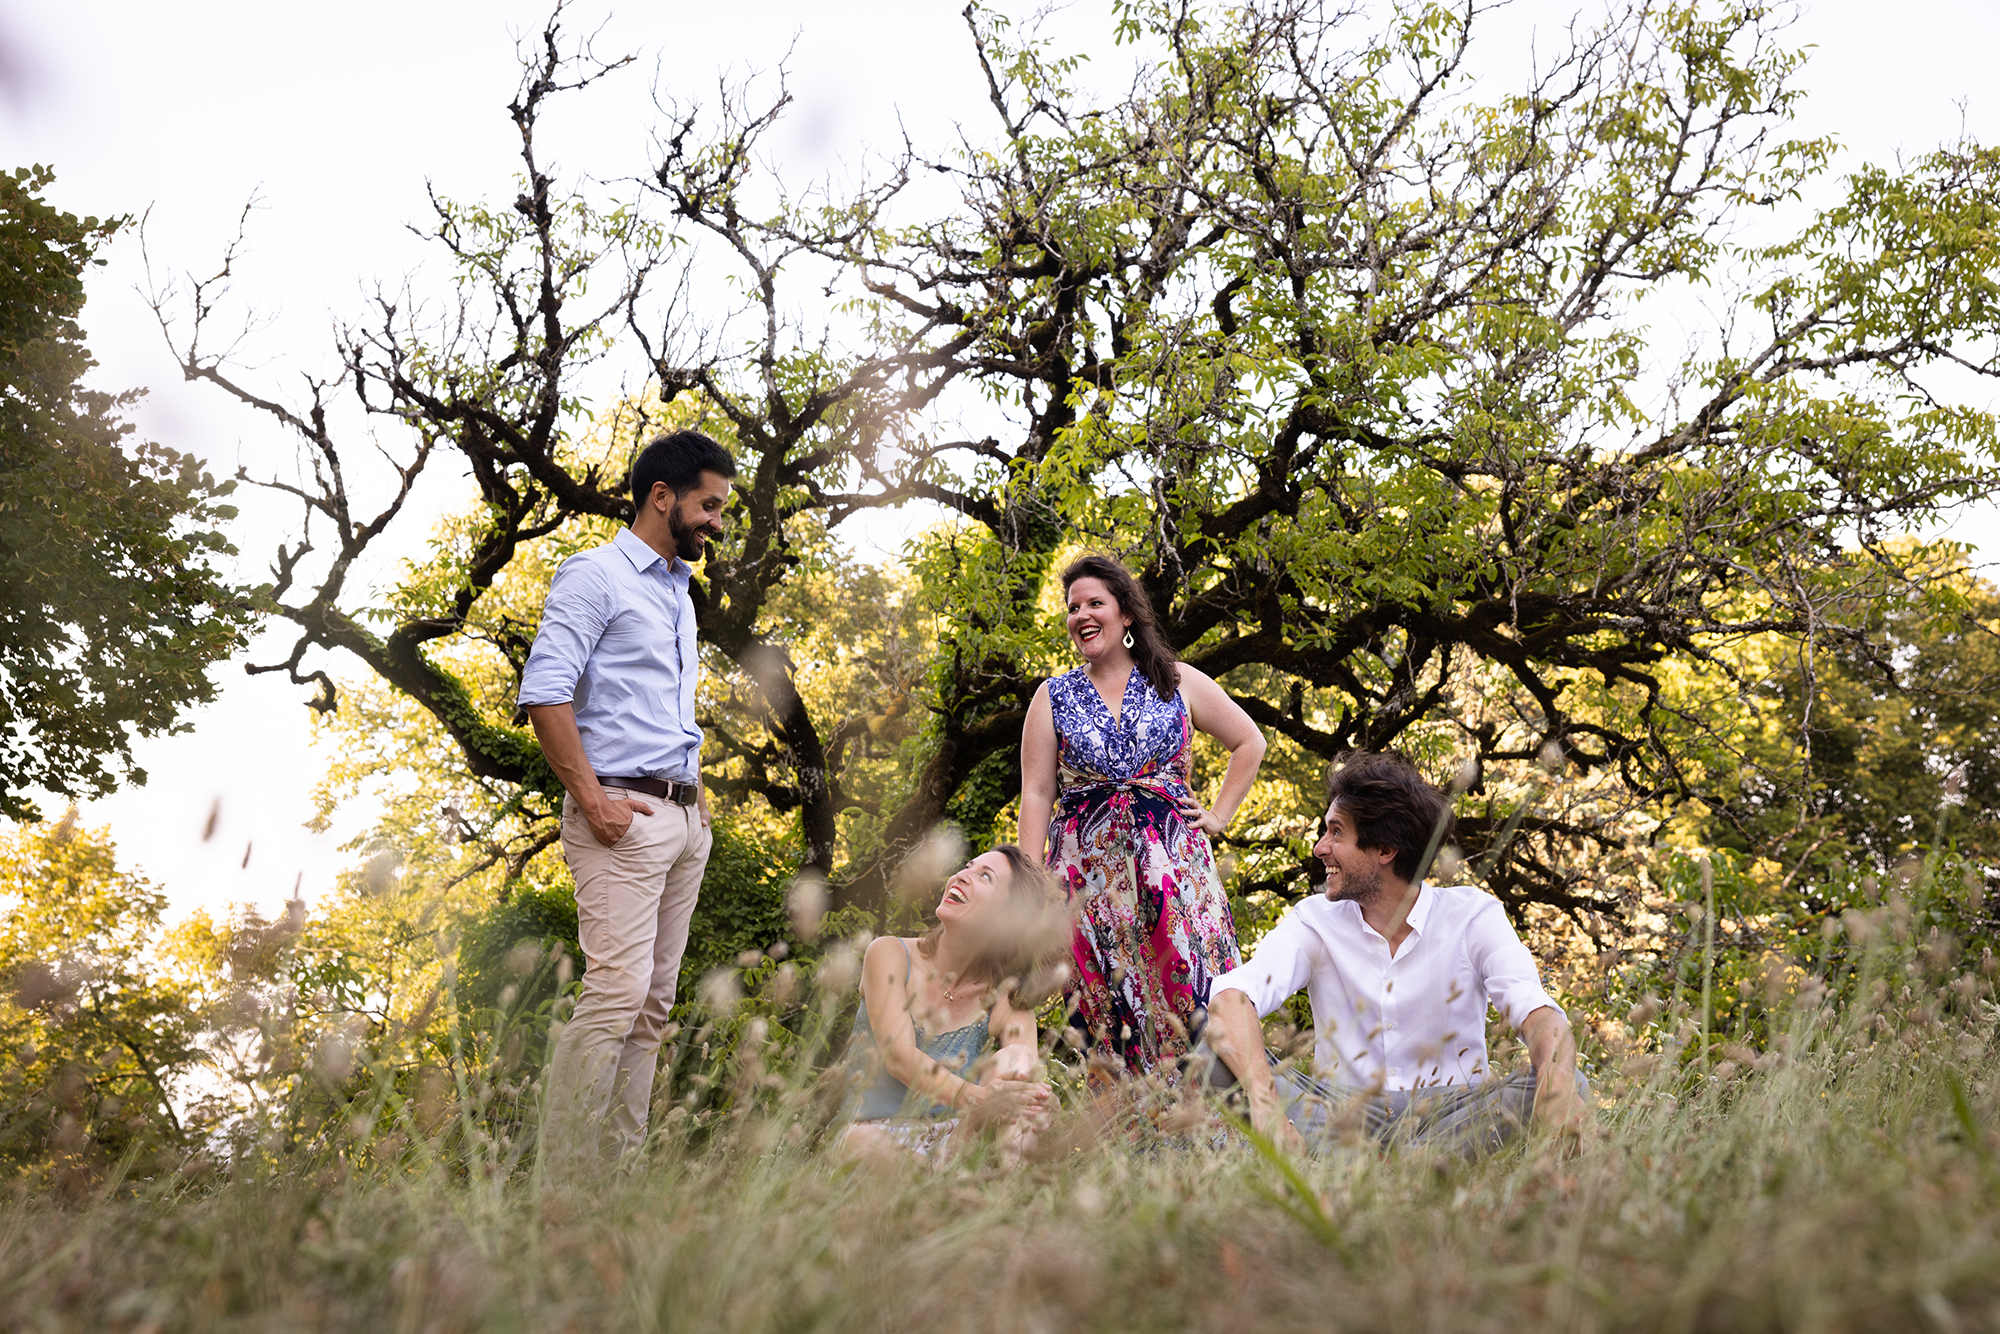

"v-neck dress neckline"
[1086, 665, 1140, 729]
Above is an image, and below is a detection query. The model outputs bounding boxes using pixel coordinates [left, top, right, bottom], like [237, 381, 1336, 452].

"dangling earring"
[1123, 630, 1135, 649]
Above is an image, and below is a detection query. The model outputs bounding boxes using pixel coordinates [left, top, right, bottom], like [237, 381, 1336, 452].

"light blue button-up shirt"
[517, 526, 703, 781]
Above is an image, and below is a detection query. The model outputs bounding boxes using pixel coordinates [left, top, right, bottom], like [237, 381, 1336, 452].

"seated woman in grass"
[840, 845, 1064, 1161]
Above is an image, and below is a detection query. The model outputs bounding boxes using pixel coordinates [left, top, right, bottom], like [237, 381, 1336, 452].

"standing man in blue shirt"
[519, 429, 734, 1168]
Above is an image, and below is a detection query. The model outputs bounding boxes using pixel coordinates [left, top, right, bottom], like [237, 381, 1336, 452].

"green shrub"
[454, 820, 801, 1018]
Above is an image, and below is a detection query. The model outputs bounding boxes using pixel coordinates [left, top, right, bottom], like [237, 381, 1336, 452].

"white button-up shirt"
[517, 527, 703, 781]
[1210, 883, 1562, 1091]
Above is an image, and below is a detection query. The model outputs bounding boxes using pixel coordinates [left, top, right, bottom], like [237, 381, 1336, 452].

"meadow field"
[6, 2, 2000, 1325]
[4, 924, 1996, 1334]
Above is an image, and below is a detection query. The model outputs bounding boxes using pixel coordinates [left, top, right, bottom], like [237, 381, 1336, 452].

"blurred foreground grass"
[6, 989, 2000, 1334]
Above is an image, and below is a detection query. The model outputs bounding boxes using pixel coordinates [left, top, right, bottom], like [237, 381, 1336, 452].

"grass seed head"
[313, 1018, 365, 1085]
[892, 825, 967, 910]
[12, 960, 77, 1011]
[816, 941, 861, 996]
[698, 969, 743, 1014]
[361, 849, 402, 897]
[788, 870, 830, 942]
[1435, 844, 1465, 881]
[504, 941, 542, 976]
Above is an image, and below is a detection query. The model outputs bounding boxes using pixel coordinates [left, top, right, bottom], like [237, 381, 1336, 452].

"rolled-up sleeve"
[517, 556, 612, 708]
[1465, 899, 1562, 1028]
[1210, 908, 1318, 1018]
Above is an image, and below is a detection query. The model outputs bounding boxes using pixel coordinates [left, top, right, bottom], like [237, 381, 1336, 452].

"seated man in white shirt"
[1200, 750, 1590, 1153]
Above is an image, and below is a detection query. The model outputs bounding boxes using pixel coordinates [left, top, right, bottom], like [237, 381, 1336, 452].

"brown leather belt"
[596, 775, 700, 806]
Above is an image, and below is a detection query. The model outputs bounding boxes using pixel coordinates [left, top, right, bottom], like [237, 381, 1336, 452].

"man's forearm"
[525, 704, 604, 809]
[1206, 988, 1274, 1096]
[1521, 1005, 1576, 1081]
[1208, 988, 1305, 1149]
[1521, 1005, 1588, 1134]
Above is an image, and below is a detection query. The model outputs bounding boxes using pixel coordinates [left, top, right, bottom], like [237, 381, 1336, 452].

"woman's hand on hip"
[1175, 794, 1228, 837]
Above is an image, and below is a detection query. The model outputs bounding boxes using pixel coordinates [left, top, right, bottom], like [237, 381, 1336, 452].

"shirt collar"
[1339, 880, 1429, 946]
[613, 526, 688, 579]
[1403, 880, 1433, 936]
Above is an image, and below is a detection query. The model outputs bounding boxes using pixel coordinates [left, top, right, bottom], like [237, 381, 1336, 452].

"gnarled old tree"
[152, 22, 972, 888]
[826, 0, 2000, 915]
[158, 1, 2000, 923]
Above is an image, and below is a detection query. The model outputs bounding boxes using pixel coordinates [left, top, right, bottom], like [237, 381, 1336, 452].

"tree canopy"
[0, 166, 251, 821]
[158, 1, 2000, 926]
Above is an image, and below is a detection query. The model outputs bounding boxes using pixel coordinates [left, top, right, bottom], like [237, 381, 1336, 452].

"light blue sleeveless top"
[849, 939, 990, 1121]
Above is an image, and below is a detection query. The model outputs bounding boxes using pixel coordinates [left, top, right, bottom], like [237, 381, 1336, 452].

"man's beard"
[1323, 857, 1387, 907]
[668, 507, 707, 562]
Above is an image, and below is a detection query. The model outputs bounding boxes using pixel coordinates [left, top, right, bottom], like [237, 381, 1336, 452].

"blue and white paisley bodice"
[1047, 666, 1192, 800]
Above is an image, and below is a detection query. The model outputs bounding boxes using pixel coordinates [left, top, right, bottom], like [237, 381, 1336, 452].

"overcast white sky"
[4, 0, 1997, 921]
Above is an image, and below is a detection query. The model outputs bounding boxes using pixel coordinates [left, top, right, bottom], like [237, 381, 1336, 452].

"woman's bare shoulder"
[863, 935, 918, 971]
[1173, 662, 1224, 698]
[1173, 661, 1213, 686]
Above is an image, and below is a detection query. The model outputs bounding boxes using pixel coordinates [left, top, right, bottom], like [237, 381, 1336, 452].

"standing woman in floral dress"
[1019, 555, 1267, 1083]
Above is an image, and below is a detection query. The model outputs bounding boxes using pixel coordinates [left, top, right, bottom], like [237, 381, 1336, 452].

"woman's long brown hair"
[1060, 554, 1181, 702]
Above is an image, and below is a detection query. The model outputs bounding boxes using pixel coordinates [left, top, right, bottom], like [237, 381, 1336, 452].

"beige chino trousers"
[543, 790, 709, 1169]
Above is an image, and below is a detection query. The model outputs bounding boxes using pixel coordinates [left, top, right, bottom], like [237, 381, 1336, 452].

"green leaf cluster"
[0, 166, 252, 820]
[0, 819, 219, 1178]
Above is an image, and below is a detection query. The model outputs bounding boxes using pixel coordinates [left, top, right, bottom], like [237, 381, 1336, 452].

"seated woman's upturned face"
[935, 850, 1015, 925]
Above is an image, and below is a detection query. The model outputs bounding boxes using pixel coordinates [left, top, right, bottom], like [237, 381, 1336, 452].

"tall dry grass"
[4, 945, 1999, 1334]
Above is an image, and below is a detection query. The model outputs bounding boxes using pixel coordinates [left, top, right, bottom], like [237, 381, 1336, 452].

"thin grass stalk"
[1700, 852, 1715, 1072]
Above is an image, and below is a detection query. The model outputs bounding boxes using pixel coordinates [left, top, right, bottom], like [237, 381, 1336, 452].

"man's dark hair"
[629, 430, 736, 510]
[1325, 750, 1456, 883]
